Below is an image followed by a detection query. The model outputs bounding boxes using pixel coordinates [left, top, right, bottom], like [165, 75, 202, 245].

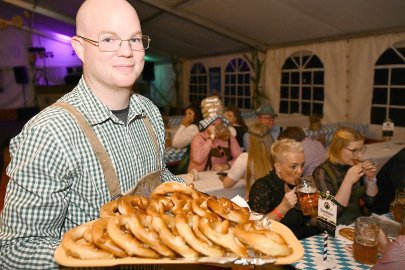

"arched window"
[189, 62, 208, 106]
[280, 51, 324, 116]
[371, 41, 405, 127]
[224, 58, 251, 109]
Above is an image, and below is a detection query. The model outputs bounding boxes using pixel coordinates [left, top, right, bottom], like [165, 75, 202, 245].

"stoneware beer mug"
[295, 176, 319, 217]
[353, 217, 380, 265]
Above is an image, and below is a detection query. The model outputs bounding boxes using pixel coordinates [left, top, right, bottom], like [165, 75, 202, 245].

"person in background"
[372, 147, 405, 214]
[222, 123, 273, 196]
[372, 229, 405, 269]
[278, 126, 326, 176]
[249, 139, 319, 239]
[243, 103, 281, 151]
[188, 116, 242, 172]
[224, 105, 248, 149]
[313, 127, 378, 225]
[0, 0, 183, 268]
[171, 105, 202, 149]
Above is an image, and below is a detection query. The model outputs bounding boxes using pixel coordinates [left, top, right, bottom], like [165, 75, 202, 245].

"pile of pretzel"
[61, 182, 292, 260]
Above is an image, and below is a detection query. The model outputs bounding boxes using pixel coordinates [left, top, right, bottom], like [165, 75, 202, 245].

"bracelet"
[272, 208, 284, 219]
[366, 176, 377, 183]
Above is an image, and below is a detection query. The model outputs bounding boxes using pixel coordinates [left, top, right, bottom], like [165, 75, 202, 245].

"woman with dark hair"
[224, 105, 248, 149]
[171, 105, 202, 149]
[313, 127, 378, 225]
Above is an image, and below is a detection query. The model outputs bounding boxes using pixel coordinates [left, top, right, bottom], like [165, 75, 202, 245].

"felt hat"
[255, 103, 278, 117]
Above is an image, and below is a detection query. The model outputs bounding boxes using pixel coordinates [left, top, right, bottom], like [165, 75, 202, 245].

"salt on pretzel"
[107, 215, 159, 258]
[146, 195, 174, 216]
[206, 197, 250, 224]
[117, 195, 149, 216]
[151, 182, 195, 196]
[91, 217, 127, 258]
[129, 213, 176, 257]
[235, 221, 292, 257]
[61, 223, 114, 260]
[175, 213, 225, 257]
[151, 214, 199, 258]
[198, 217, 248, 258]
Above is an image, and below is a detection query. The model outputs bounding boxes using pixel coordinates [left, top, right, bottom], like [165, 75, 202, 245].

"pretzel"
[91, 217, 127, 258]
[191, 196, 221, 222]
[61, 223, 114, 260]
[100, 200, 120, 218]
[151, 182, 195, 196]
[107, 215, 159, 258]
[206, 197, 250, 224]
[146, 195, 174, 216]
[235, 221, 292, 257]
[198, 217, 248, 258]
[175, 213, 225, 257]
[117, 195, 149, 216]
[129, 213, 176, 257]
[167, 193, 193, 215]
[151, 214, 199, 258]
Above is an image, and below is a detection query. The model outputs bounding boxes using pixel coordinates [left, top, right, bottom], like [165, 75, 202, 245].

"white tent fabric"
[265, 31, 405, 138]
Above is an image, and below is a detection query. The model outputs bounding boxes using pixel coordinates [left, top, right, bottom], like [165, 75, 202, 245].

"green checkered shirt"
[0, 78, 183, 269]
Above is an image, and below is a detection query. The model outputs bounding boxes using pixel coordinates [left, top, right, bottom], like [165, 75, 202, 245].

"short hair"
[271, 138, 304, 163]
[278, 126, 306, 142]
[328, 127, 365, 163]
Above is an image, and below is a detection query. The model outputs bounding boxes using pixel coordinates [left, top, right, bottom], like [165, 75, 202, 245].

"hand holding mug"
[282, 187, 297, 210]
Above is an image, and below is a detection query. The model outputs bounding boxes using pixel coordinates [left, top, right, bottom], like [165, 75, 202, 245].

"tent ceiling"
[3, 0, 405, 63]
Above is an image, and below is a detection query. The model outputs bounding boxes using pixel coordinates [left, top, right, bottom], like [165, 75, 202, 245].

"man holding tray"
[0, 0, 183, 268]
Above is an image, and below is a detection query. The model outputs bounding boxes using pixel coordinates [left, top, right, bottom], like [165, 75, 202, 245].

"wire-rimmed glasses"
[77, 35, 151, 51]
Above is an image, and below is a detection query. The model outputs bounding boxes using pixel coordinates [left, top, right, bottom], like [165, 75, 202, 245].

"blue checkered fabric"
[198, 115, 230, 130]
[292, 234, 371, 270]
[304, 122, 368, 146]
[164, 147, 187, 164]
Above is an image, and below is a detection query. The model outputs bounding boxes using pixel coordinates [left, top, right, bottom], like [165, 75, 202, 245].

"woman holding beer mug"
[248, 139, 319, 239]
[313, 127, 378, 225]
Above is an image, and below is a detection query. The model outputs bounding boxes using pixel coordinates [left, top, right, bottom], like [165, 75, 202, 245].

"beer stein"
[295, 176, 319, 217]
[390, 187, 405, 222]
[353, 217, 380, 264]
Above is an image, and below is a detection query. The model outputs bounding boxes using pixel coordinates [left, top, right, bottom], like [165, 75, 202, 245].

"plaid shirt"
[0, 78, 183, 269]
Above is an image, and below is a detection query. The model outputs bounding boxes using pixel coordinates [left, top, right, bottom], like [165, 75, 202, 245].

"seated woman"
[187, 116, 242, 172]
[248, 139, 319, 240]
[224, 105, 248, 149]
[313, 127, 378, 225]
[222, 123, 273, 196]
[278, 126, 326, 176]
[171, 105, 202, 149]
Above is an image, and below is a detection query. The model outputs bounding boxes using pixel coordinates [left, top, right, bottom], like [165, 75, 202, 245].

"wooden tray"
[55, 219, 304, 267]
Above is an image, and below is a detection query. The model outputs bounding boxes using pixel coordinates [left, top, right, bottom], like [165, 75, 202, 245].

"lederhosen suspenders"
[52, 102, 162, 200]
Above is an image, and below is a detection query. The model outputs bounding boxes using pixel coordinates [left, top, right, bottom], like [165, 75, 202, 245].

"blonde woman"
[248, 139, 319, 239]
[222, 123, 273, 196]
[313, 127, 378, 225]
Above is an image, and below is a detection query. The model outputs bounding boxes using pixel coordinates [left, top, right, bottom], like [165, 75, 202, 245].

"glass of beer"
[353, 217, 380, 265]
[296, 176, 319, 217]
[390, 188, 405, 222]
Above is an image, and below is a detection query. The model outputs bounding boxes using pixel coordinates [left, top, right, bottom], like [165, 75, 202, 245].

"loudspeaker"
[13, 66, 29, 85]
[142, 61, 155, 81]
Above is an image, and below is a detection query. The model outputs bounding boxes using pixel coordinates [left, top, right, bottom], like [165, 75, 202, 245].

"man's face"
[78, 2, 145, 91]
[258, 114, 275, 128]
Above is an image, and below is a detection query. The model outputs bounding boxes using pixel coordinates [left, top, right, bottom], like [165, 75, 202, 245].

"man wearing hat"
[243, 103, 281, 151]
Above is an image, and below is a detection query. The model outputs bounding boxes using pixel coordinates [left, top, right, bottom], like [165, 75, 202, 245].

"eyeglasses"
[344, 146, 367, 155]
[77, 35, 151, 52]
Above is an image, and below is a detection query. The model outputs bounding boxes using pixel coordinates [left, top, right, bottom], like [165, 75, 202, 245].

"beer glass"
[295, 176, 319, 217]
[353, 217, 380, 265]
[390, 187, 405, 222]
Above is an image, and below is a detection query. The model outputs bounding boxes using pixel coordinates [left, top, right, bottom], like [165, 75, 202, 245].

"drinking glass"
[295, 176, 319, 217]
[390, 187, 405, 222]
[353, 217, 380, 265]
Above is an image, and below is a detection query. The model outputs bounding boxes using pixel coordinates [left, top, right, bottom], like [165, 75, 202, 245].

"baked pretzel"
[61, 223, 114, 260]
[117, 195, 149, 216]
[151, 182, 195, 196]
[91, 217, 127, 258]
[235, 221, 292, 257]
[206, 197, 250, 224]
[100, 200, 120, 218]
